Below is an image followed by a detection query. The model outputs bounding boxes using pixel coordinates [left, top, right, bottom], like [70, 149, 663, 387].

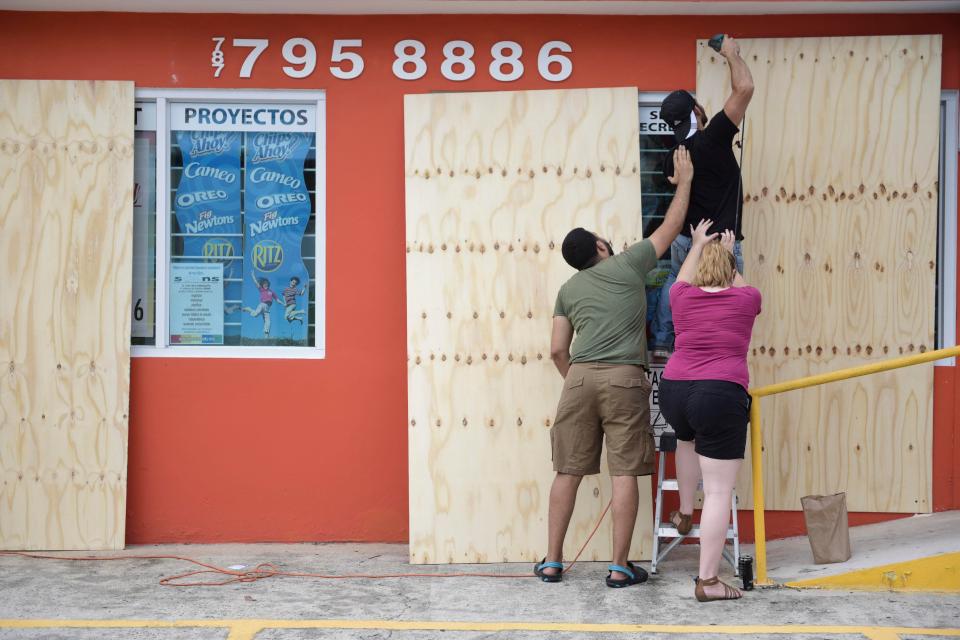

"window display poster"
[241, 132, 312, 345]
[170, 262, 225, 345]
[132, 131, 156, 338]
[174, 131, 243, 337]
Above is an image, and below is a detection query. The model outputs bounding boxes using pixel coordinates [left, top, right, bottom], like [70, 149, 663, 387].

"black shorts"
[658, 378, 750, 460]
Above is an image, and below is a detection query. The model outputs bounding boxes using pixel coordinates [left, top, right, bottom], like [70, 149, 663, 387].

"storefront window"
[639, 102, 676, 356]
[131, 91, 326, 357]
[132, 102, 157, 346]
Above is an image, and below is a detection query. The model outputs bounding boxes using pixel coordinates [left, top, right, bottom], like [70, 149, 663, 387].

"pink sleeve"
[669, 281, 691, 308]
[744, 286, 762, 315]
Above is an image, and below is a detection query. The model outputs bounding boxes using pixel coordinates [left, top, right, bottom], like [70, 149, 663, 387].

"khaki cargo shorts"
[550, 362, 655, 476]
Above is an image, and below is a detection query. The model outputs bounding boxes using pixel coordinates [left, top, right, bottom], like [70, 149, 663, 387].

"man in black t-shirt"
[653, 34, 754, 358]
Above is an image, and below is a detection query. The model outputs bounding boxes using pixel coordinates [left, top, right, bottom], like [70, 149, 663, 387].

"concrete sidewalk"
[2, 539, 959, 639]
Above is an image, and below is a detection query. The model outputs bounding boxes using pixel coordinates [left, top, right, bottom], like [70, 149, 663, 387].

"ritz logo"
[253, 239, 284, 273]
[203, 238, 236, 265]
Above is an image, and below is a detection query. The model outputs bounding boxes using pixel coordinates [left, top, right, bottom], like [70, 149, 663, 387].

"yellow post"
[749, 394, 772, 586]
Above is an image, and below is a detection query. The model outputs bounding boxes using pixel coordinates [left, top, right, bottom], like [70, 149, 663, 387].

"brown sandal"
[695, 576, 743, 602]
[669, 510, 693, 535]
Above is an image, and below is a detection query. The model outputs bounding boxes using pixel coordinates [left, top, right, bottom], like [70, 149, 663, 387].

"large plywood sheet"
[0, 80, 134, 549]
[696, 35, 941, 512]
[406, 88, 651, 563]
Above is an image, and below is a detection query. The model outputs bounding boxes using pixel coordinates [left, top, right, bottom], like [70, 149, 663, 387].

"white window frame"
[937, 90, 958, 365]
[638, 90, 959, 366]
[131, 88, 327, 359]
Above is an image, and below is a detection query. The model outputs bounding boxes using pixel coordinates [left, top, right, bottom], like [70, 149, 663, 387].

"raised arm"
[649, 146, 693, 258]
[720, 35, 754, 126]
[550, 316, 574, 378]
[720, 229, 748, 287]
[676, 219, 718, 284]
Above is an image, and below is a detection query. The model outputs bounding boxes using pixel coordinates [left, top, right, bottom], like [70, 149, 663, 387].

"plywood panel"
[0, 80, 134, 549]
[406, 88, 652, 563]
[696, 35, 940, 512]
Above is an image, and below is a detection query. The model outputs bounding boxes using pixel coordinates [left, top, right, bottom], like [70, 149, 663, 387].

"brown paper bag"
[800, 492, 852, 564]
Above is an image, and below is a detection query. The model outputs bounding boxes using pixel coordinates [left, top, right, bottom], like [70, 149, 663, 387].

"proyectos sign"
[170, 102, 317, 132]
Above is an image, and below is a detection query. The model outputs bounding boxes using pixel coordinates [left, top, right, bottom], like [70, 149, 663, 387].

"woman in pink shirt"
[659, 220, 761, 602]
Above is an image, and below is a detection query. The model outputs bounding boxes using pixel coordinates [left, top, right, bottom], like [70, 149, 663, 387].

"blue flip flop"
[605, 561, 648, 588]
[534, 558, 564, 583]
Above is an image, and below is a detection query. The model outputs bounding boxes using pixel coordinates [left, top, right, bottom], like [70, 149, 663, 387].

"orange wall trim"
[0, 11, 957, 544]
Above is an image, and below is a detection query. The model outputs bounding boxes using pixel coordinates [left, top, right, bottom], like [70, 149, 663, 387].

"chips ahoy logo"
[250, 132, 302, 163]
[253, 239, 284, 272]
[249, 210, 300, 238]
[188, 132, 233, 157]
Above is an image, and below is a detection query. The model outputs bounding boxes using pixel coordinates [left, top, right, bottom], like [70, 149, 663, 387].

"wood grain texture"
[696, 35, 941, 513]
[0, 80, 134, 549]
[405, 88, 651, 563]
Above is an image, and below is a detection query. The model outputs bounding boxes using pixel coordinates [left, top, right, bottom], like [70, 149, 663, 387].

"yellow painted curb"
[786, 552, 960, 592]
[1, 619, 960, 637]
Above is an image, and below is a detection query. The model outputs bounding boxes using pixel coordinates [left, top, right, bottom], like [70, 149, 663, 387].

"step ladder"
[651, 431, 741, 575]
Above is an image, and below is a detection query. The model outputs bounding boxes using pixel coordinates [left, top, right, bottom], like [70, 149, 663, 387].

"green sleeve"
[621, 238, 658, 277]
[553, 290, 567, 317]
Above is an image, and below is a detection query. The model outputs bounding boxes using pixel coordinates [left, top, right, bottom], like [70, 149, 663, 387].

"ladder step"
[659, 479, 704, 491]
[656, 525, 737, 539]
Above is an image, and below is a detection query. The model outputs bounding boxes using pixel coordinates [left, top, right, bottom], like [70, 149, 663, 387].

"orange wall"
[0, 11, 957, 543]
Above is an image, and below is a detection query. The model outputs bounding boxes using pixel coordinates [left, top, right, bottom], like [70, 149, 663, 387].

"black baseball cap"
[561, 228, 599, 270]
[660, 90, 697, 141]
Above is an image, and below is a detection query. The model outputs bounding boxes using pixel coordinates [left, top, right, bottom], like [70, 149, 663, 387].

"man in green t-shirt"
[534, 147, 694, 588]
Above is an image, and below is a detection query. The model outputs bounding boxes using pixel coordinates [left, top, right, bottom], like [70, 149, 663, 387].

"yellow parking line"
[1, 619, 960, 638]
[863, 631, 904, 640]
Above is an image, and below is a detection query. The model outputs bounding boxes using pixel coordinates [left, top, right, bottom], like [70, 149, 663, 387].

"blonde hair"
[692, 241, 736, 288]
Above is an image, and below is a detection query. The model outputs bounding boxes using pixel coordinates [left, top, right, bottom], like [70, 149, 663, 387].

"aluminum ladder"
[650, 431, 741, 575]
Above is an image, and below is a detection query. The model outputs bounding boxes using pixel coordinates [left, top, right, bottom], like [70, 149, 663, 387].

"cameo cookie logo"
[183, 209, 235, 233]
[250, 132, 302, 163]
[202, 238, 236, 265]
[188, 132, 233, 157]
[249, 166, 302, 190]
[252, 239, 284, 272]
[184, 160, 237, 184]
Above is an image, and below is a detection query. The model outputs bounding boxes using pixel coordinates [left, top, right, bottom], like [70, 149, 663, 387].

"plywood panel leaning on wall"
[696, 35, 941, 513]
[0, 80, 134, 549]
[405, 87, 651, 563]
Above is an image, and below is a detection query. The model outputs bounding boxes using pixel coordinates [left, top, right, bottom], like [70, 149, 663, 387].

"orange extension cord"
[0, 501, 612, 587]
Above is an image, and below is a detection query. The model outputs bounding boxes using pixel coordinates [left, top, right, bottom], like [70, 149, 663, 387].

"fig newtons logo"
[249, 209, 302, 238]
[185, 209, 235, 233]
